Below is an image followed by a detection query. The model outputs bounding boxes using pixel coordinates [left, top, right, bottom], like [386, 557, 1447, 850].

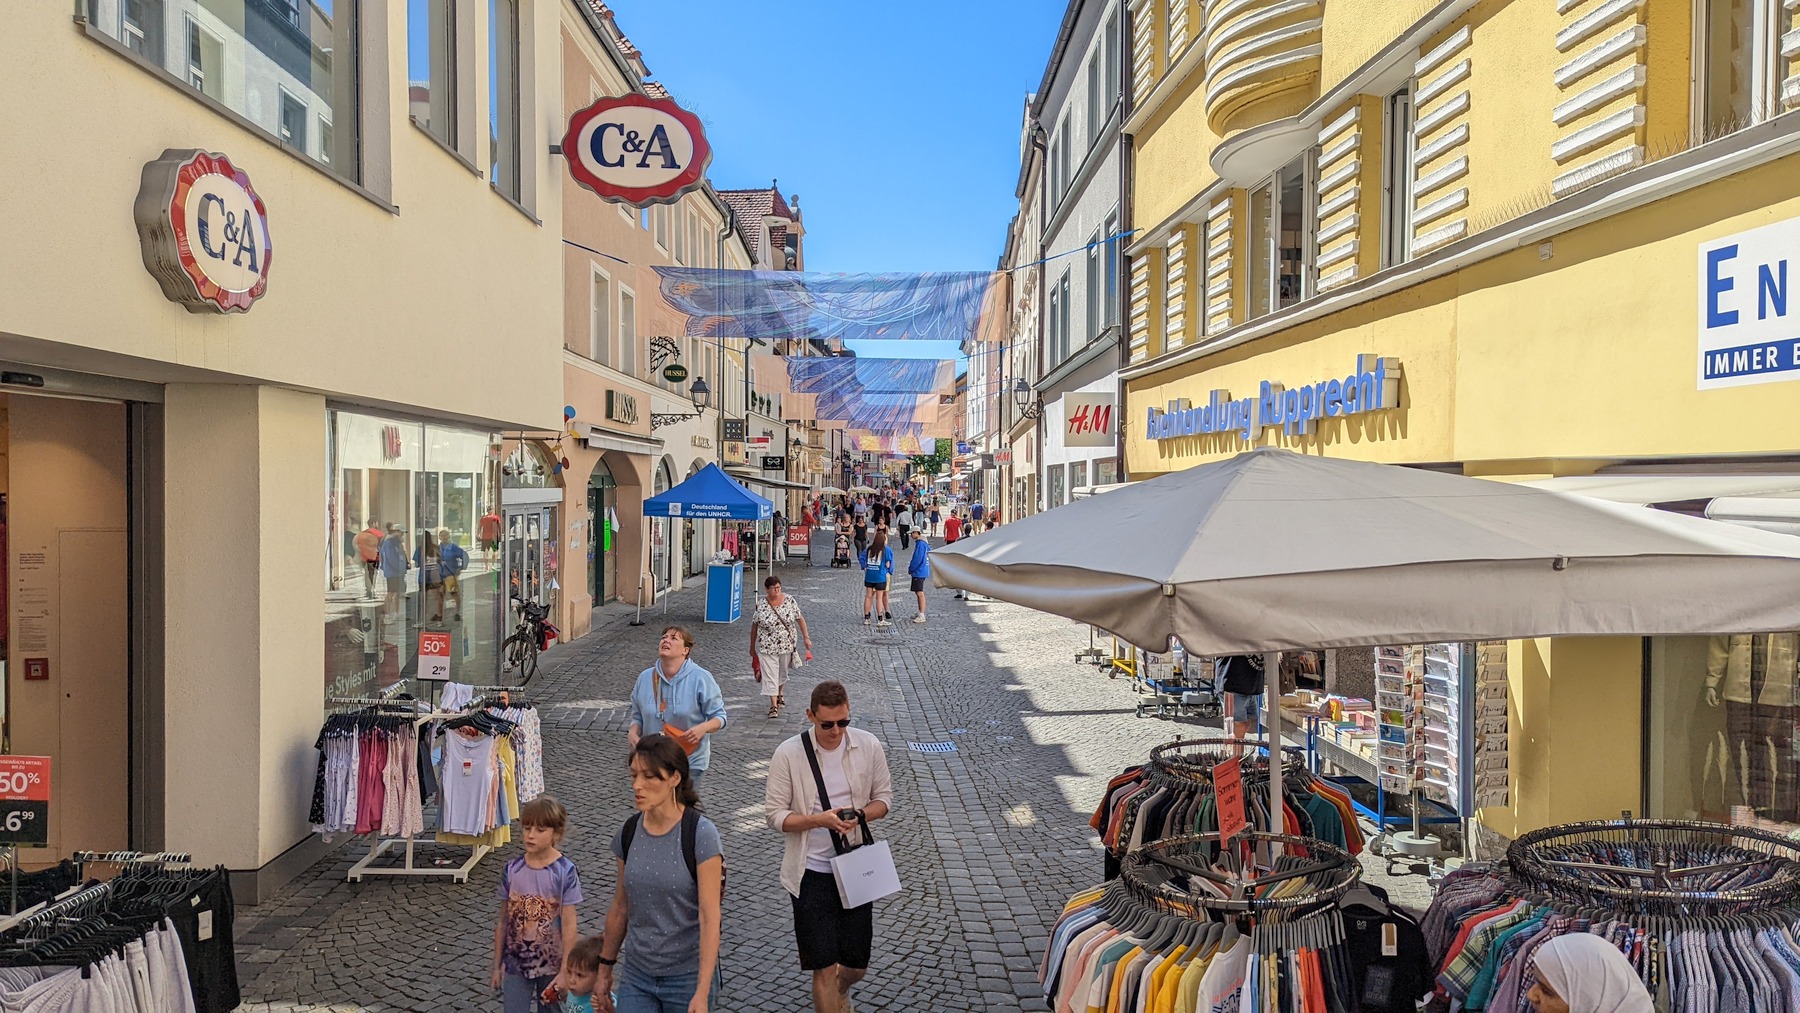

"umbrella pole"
[1264, 651, 1283, 838]
[631, 515, 649, 626]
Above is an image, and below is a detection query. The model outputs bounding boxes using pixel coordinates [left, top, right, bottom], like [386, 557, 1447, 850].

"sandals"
[768, 700, 780, 718]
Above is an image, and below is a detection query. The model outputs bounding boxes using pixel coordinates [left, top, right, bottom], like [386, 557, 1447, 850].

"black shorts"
[792, 869, 873, 970]
[910, 577, 925, 592]
[864, 580, 885, 590]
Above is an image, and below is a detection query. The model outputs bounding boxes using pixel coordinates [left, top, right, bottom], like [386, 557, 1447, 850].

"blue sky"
[610, 0, 1060, 276]
[609, 1, 1061, 361]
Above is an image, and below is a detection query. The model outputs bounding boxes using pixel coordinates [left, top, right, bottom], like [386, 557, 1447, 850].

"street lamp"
[651, 377, 712, 429]
[1012, 377, 1044, 421]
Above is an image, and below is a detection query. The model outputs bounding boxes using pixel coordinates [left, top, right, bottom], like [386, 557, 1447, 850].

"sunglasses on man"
[813, 718, 852, 729]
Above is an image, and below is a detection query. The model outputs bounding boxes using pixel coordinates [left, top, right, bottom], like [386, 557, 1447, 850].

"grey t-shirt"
[610, 811, 723, 977]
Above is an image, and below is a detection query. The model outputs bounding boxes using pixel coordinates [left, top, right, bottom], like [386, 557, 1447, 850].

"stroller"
[831, 534, 854, 568]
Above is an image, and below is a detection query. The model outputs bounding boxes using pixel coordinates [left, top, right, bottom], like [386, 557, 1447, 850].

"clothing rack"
[1506, 816, 1800, 914]
[72, 850, 191, 879]
[346, 708, 493, 883]
[1125, 832, 1361, 917]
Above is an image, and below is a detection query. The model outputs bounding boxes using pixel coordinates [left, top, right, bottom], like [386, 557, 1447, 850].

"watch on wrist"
[597, 955, 617, 967]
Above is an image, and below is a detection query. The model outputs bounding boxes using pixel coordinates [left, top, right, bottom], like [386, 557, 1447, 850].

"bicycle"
[502, 595, 556, 684]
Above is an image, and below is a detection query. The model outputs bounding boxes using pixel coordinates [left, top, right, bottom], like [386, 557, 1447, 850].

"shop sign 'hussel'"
[1145, 356, 1402, 442]
[134, 149, 272, 313]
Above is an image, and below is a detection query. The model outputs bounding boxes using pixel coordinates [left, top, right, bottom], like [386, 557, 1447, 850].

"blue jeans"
[502, 973, 561, 1012]
[689, 767, 705, 794]
[614, 965, 701, 1013]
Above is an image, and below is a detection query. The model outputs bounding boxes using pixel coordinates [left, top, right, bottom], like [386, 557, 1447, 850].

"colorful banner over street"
[651, 268, 1002, 344]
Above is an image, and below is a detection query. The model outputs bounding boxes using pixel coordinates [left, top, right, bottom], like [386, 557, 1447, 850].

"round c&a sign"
[562, 94, 712, 206]
[135, 149, 272, 313]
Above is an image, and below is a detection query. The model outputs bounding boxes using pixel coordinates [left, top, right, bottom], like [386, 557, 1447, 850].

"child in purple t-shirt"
[493, 796, 584, 1011]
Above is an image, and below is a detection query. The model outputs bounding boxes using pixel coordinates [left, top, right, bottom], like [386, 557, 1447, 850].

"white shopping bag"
[830, 837, 902, 908]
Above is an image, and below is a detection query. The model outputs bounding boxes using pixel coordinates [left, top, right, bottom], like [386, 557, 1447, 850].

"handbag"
[800, 730, 902, 908]
[656, 672, 699, 755]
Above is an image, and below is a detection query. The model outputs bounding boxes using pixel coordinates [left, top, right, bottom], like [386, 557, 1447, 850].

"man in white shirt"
[764, 680, 895, 1013]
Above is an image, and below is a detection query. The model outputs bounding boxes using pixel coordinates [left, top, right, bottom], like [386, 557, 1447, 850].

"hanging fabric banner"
[750, 354, 955, 431]
[651, 268, 1002, 344]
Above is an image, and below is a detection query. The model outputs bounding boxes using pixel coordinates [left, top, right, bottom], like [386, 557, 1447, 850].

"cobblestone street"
[235, 539, 1422, 1012]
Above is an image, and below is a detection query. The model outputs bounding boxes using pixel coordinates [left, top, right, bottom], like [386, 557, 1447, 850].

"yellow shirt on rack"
[1174, 952, 1209, 1013]
[1105, 946, 1142, 1013]
[1147, 946, 1186, 1013]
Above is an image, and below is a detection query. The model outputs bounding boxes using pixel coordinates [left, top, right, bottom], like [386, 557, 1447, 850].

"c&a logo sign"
[562, 94, 712, 206]
[135, 149, 273, 313]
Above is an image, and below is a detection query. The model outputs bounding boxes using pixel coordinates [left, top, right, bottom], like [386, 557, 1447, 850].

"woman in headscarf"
[1526, 933, 1654, 1013]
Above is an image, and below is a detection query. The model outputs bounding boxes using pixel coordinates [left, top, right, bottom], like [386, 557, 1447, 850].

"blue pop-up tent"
[643, 463, 773, 520]
[637, 464, 774, 622]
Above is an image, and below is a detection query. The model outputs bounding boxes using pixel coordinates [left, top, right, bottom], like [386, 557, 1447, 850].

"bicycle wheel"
[519, 636, 540, 684]
[502, 631, 527, 672]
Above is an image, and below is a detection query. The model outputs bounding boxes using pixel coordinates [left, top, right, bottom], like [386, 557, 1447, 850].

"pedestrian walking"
[895, 503, 913, 550]
[928, 502, 941, 538]
[594, 735, 724, 1013]
[414, 530, 445, 623]
[751, 576, 811, 718]
[492, 796, 583, 1012]
[861, 532, 894, 627]
[627, 626, 728, 792]
[557, 937, 607, 1012]
[354, 519, 383, 598]
[942, 512, 962, 544]
[764, 681, 895, 1013]
[1215, 654, 1265, 741]
[906, 536, 930, 624]
[380, 523, 410, 620]
[773, 511, 789, 565]
[438, 527, 470, 622]
[851, 509, 868, 558]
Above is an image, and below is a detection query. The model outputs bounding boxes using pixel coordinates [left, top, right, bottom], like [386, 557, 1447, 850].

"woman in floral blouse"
[750, 575, 811, 718]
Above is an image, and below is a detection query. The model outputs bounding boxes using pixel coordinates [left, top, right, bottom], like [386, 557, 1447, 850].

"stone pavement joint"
[237, 536, 1426, 1011]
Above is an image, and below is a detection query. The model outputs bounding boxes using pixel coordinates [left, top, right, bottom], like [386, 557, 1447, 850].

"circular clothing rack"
[1507, 817, 1800, 913]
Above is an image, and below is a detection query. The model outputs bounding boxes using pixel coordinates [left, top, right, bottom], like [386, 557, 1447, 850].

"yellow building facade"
[1124, 0, 1800, 840]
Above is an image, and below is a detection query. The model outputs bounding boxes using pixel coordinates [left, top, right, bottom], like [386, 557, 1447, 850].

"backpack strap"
[681, 806, 700, 882]
[620, 812, 642, 863]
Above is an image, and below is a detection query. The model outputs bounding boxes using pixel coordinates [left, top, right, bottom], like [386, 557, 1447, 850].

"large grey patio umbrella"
[932, 447, 1800, 839]
[933, 447, 1800, 654]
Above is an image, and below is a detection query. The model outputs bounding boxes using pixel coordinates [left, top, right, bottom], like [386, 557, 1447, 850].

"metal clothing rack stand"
[1505, 816, 1800, 914]
[0, 879, 115, 936]
[325, 703, 499, 883]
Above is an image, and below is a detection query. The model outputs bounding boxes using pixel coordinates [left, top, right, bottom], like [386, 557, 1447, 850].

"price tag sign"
[1214, 756, 1247, 843]
[418, 631, 453, 682]
[0, 756, 51, 847]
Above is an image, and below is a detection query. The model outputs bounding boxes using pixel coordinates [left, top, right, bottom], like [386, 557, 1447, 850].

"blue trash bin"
[705, 561, 743, 623]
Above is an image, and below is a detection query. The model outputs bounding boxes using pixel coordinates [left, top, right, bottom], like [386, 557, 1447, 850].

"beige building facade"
[1, 1, 564, 897]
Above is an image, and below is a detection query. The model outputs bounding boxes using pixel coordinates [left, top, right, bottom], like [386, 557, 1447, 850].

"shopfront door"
[588, 462, 617, 606]
[3, 392, 132, 863]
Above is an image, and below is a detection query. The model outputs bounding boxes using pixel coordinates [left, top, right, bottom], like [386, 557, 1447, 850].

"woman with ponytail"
[593, 735, 723, 1013]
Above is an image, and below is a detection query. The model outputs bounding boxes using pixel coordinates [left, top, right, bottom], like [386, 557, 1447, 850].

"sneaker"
[863, 614, 872, 626]
[912, 614, 926, 624]
[877, 617, 892, 628]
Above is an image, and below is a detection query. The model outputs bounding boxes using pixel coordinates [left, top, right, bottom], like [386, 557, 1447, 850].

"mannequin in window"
[1705, 633, 1800, 821]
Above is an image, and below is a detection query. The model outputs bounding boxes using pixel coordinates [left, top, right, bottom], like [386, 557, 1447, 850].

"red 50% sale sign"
[418, 631, 453, 682]
[0, 756, 50, 847]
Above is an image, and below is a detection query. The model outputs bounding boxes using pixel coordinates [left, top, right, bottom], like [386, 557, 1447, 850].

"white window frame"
[653, 205, 669, 252]
[1103, 209, 1121, 327]
[590, 264, 614, 365]
[1692, 0, 1788, 142]
[1086, 224, 1104, 341]
[1105, 9, 1121, 113]
[278, 86, 308, 150]
[618, 285, 639, 379]
[1087, 51, 1102, 146]
[1381, 85, 1415, 268]
[183, 15, 222, 96]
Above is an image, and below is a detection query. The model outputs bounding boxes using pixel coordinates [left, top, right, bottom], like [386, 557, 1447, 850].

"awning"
[1072, 481, 1140, 499]
[583, 426, 663, 456]
[1521, 472, 1800, 537]
[725, 469, 812, 492]
[1520, 473, 1800, 505]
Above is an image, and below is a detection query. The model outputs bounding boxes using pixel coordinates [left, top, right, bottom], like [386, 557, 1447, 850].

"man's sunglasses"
[814, 718, 852, 729]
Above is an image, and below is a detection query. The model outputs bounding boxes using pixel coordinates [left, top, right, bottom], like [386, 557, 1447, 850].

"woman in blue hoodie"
[906, 537, 931, 624]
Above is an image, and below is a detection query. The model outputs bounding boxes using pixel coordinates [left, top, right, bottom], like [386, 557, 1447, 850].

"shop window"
[91, 0, 361, 180]
[1649, 633, 1800, 832]
[1047, 464, 1066, 509]
[1087, 50, 1102, 146]
[654, 205, 669, 251]
[409, 0, 458, 147]
[1096, 458, 1118, 486]
[325, 411, 502, 701]
[1070, 459, 1088, 492]
[1697, 0, 1788, 141]
[1382, 86, 1415, 268]
[489, 0, 522, 200]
